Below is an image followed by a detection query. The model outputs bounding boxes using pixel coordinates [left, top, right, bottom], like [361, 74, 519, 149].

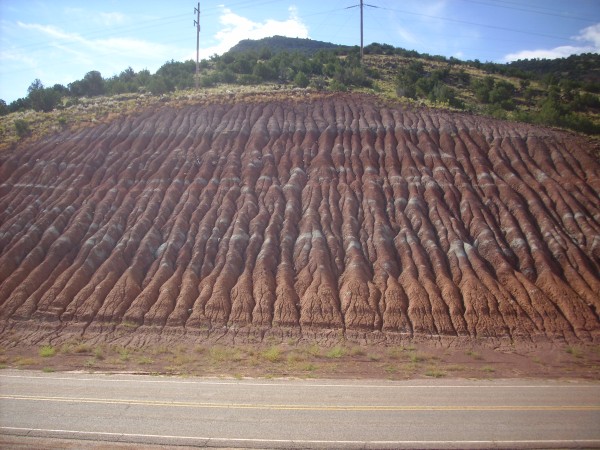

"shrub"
[262, 346, 282, 363]
[39, 345, 56, 357]
[14, 119, 30, 138]
[294, 71, 309, 88]
[326, 346, 345, 358]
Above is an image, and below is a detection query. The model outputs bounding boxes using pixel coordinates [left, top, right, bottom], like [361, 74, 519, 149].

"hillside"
[2, 37, 599, 150]
[229, 35, 345, 56]
[0, 93, 598, 346]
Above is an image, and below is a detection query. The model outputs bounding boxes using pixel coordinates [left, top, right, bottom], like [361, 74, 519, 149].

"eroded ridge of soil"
[0, 94, 599, 343]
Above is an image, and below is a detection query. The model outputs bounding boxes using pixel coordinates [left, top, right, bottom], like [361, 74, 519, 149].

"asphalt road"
[1, 369, 599, 449]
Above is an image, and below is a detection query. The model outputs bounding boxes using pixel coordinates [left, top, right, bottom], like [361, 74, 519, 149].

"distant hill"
[507, 53, 600, 86]
[228, 35, 347, 56]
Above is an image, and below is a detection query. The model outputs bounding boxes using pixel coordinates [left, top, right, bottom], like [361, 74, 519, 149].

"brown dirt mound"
[0, 94, 599, 344]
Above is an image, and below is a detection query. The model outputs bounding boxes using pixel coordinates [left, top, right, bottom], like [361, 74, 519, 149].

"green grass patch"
[39, 345, 56, 357]
[209, 346, 242, 363]
[566, 347, 583, 358]
[326, 346, 345, 359]
[262, 346, 282, 363]
[466, 350, 483, 360]
[303, 363, 318, 372]
[424, 368, 446, 378]
[137, 356, 154, 365]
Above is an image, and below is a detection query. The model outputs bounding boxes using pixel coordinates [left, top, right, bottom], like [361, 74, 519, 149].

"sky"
[1, 0, 599, 103]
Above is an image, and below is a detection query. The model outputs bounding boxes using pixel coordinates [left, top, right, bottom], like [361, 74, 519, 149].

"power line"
[345, 0, 378, 59]
[458, 0, 596, 22]
[375, 5, 583, 42]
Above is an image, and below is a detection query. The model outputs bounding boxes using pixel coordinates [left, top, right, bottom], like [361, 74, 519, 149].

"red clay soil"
[0, 94, 598, 345]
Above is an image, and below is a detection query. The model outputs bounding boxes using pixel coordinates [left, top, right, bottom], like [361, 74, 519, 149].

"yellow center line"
[2, 395, 599, 412]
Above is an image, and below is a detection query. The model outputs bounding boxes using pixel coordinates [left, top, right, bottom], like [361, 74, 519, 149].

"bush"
[14, 119, 30, 138]
[330, 79, 348, 92]
[309, 76, 327, 91]
[237, 74, 261, 85]
[39, 345, 56, 357]
[147, 76, 169, 95]
[294, 71, 309, 88]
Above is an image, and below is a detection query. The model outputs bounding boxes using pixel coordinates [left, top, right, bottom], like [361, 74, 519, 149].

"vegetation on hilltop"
[228, 35, 345, 56]
[1, 38, 598, 138]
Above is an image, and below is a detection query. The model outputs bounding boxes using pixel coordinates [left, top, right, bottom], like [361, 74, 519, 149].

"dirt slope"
[0, 94, 599, 343]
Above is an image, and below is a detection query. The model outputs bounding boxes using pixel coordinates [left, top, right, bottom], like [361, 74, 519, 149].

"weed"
[286, 351, 306, 364]
[73, 343, 91, 354]
[93, 347, 105, 361]
[326, 346, 345, 359]
[368, 354, 381, 361]
[152, 345, 173, 356]
[169, 353, 195, 366]
[306, 344, 322, 357]
[303, 363, 318, 372]
[349, 346, 366, 356]
[209, 346, 241, 363]
[137, 356, 154, 365]
[409, 353, 425, 363]
[39, 345, 56, 358]
[14, 357, 37, 367]
[424, 368, 446, 378]
[402, 362, 419, 372]
[466, 350, 483, 360]
[262, 346, 282, 363]
[566, 347, 583, 358]
[42, 367, 55, 373]
[387, 346, 406, 360]
[384, 365, 397, 374]
[481, 366, 495, 373]
[83, 358, 95, 368]
[0, 364, 7, 369]
[116, 347, 130, 362]
[194, 345, 206, 354]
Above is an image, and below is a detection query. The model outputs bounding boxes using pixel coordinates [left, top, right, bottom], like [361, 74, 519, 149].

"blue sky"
[1, 0, 599, 103]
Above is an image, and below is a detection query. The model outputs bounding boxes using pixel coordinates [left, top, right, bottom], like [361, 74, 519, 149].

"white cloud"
[16, 21, 173, 68]
[98, 12, 126, 27]
[503, 22, 600, 62]
[196, 6, 309, 59]
[64, 8, 127, 27]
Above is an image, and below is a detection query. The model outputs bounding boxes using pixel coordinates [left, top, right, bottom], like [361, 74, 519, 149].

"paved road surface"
[1, 369, 599, 449]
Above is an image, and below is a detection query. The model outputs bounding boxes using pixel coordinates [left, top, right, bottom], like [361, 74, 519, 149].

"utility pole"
[194, 2, 200, 88]
[360, 0, 363, 60]
[346, 1, 377, 61]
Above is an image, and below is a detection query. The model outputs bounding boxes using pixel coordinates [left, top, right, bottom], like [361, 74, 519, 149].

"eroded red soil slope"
[0, 95, 599, 341]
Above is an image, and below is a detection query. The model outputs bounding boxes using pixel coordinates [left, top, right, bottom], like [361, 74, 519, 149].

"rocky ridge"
[0, 94, 599, 343]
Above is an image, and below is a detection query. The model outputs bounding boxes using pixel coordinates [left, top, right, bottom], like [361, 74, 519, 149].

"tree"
[0, 99, 8, 116]
[69, 71, 105, 96]
[27, 79, 61, 112]
[294, 71, 309, 88]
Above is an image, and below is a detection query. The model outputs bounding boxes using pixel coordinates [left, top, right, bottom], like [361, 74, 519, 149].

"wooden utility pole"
[360, 0, 364, 60]
[194, 2, 200, 88]
[346, 1, 377, 61]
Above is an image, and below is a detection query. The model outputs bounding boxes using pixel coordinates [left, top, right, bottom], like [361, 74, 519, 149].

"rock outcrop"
[1, 95, 599, 341]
